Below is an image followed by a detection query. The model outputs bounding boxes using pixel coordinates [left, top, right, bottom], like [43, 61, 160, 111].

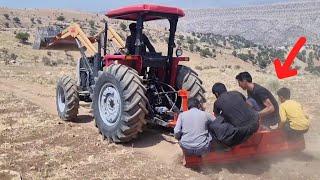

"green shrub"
[195, 65, 203, 71]
[200, 48, 213, 58]
[178, 35, 184, 40]
[13, 17, 20, 24]
[15, 32, 30, 43]
[30, 17, 35, 24]
[232, 50, 237, 57]
[4, 14, 9, 20]
[120, 22, 127, 31]
[10, 53, 18, 60]
[89, 20, 95, 29]
[37, 19, 42, 24]
[56, 15, 65, 21]
[237, 53, 250, 61]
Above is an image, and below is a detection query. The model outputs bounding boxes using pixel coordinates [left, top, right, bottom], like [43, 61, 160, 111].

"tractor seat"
[142, 55, 168, 68]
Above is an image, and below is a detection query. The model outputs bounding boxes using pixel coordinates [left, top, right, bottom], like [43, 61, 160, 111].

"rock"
[87, 155, 94, 163]
[61, 164, 68, 169]
[45, 71, 52, 75]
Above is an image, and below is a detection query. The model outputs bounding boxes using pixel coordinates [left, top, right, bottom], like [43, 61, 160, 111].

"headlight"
[176, 48, 183, 57]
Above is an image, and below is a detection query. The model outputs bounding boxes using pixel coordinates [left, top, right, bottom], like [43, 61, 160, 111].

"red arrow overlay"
[273, 36, 307, 79]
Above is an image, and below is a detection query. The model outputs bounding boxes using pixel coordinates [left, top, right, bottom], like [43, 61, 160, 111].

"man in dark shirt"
[209, 83, 259, 147]
[236, 72, 280, 127]
[125, 23, 156, 55]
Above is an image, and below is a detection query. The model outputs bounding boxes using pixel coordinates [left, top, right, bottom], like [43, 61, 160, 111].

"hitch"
[167, 89, 188, 128]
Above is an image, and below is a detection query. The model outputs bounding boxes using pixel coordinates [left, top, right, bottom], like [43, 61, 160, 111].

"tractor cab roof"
[106, 4, 185, 21]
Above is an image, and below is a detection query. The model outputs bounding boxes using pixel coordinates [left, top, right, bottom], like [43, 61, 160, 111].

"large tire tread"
[94, 64, 148, 143]
[56, 76, 79, 121]
[176, 65, 206, 103]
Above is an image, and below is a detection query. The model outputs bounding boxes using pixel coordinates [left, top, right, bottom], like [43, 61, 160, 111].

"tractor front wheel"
[56, 76, 80, 121]
[92, 64, 148, 143]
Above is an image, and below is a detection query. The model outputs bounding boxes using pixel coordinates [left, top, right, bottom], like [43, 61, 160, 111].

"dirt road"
[1, 76, 320, 179]
[0, 78, 183, 164]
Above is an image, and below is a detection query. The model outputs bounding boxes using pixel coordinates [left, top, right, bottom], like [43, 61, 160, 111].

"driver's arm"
[143, 34, 156, 53]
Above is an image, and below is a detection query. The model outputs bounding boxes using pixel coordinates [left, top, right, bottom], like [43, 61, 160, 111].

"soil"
[1, 61, 320, 180]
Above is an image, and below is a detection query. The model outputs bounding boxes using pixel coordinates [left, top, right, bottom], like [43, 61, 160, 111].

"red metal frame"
[167, 89, 188, 128]
[184, 129, 306, 167]
[106, 4, 185, 21]
[104, 55, 143, 74]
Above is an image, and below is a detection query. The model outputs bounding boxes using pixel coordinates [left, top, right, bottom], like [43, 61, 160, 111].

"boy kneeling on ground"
[174, 98, 214, 156]
[277, 87, 310, 137]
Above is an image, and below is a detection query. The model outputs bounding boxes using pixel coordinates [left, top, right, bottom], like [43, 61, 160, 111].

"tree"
[232, 50, 237, 57]
[237, 53, 250, 61]
[89, 20, 95, 29]
[193, 38, 198, 44]
[56, 15, 65, 21]
[223, 39, 227, 46]
[4, 22, 9, 28]
[200, 48, 213, 58]
[30, 17, 35, 24]
[195, 46, 201, 52]
[189, 44, 194, 52]
[306, 51, 315, 71]
[297, 52, 306, 62]
[13, 17, 20, 24]
[177, 40, 182, 46]
[3, 14, 9, 20]
[120, 22, 127, 31]
[15, 32, 30, 43]
[186, 36, 194, 44]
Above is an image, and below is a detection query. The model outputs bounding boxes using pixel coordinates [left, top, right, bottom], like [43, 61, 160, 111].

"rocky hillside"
[177, 0, 320, 46]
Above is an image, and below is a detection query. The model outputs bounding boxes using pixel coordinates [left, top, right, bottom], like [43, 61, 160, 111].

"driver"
[125, 23, 156, 55]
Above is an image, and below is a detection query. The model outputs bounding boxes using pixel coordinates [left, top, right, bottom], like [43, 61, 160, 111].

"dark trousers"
[208, 116, 259, 147]
[180, 142, 211, 156]
[284, 122, 308, 139]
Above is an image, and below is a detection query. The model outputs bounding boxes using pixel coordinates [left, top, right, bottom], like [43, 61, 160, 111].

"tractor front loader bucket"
[33, 26, 96, 52]
[33, 26, 80, 51]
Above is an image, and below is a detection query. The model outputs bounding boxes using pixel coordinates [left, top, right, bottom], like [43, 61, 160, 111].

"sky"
[0, 0, 290, 12]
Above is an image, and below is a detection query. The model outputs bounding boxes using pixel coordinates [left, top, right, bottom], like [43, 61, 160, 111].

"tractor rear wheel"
[176, 65, 206, 103]
[56, 76, 80, 121]
[92, 64, 148, 143]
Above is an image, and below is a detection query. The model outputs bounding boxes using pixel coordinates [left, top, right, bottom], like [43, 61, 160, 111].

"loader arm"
[60, 23, 98, 56]
[36, 23, 125, 57]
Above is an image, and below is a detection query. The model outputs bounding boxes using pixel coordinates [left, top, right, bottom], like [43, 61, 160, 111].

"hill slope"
[178, 0, 320, 46]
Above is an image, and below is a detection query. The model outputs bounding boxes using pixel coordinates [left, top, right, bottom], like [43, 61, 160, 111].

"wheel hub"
[98, 84, 121, 126]
[57, 86, 66, 112]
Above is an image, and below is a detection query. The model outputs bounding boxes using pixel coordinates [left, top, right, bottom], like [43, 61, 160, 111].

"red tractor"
[36, 4, 205, 142]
